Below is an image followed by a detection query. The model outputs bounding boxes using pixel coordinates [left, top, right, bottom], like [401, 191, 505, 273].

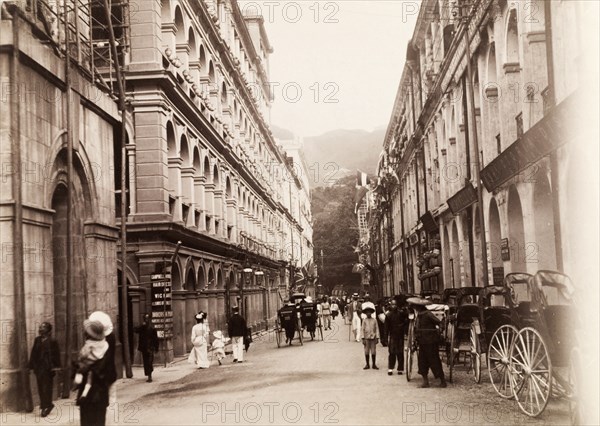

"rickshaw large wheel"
[488, 324, 519, 398]
[406, 320, 416, 382]
[510, 327, 552, 417]
[275, 319, 282, 348]
[470, 324, 481, 384]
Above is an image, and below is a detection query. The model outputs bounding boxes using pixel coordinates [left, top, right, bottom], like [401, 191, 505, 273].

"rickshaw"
[404, 296, 449, 382]
[504, 270, 576, 417]
[447, 286, 482, 382]
[298, 298, 323, 341]
[470, 285, 515, 383]
[275, 300, 303, 348]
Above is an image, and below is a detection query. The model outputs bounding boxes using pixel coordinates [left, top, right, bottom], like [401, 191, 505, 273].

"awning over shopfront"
[480, 93, 576, 192]
[447, 181, 477, 214]
[419, 210, 439, 233]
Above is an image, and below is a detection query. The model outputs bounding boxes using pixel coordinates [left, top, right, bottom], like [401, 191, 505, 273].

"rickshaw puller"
[414, 302, 447, 388]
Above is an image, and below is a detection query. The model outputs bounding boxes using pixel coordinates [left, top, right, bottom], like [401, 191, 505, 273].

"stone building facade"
[374, 0, 587, 296]
[1, 2, 121, 412]
[122, 0, 311, 361]
[1, 0, 313, 412]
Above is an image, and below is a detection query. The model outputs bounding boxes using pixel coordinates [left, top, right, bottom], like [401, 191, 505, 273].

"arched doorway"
[51, 151, 92, 369]
[508, 186, 526, 273]
[533, 175, 557, 269]
[51, 184, 69, 364]
[488, 198, 504, 285]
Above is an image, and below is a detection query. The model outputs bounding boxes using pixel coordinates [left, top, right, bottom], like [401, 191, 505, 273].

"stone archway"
[508, 185, 527, 273]
[533, 175, 557, 269]
[50, 149, 93, 366]
[488, 198, 504, 284]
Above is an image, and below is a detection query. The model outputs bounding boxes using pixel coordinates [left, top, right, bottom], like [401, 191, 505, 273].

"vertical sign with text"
[151, 274, 173, 338]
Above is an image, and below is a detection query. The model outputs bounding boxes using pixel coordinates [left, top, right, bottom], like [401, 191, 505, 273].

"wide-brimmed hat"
[89, 311, 113, 336]
[305, 296, 313, 303]
[83, 319, 105, 340]
[406, 297, 432, 306]
[213, 330, 223, 339]
[361, 301, 376, 312]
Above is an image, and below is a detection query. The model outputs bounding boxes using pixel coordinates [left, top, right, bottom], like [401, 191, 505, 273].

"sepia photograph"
[0, 0, 598, 425]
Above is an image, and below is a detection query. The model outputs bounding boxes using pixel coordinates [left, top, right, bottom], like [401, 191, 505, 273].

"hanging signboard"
[447, 182, 478, 214]
[151, 273, 173, 338]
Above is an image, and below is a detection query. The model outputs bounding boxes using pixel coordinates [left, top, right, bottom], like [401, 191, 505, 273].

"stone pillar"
[194, 175, 206, 230]
[181, 166, 195, 227]
[131, 109, 170, 221]
[129, 0, 163, 69]
[204, 182, 215, 234]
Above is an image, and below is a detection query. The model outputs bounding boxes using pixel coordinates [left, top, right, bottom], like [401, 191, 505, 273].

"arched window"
[506, 9, 520, 64]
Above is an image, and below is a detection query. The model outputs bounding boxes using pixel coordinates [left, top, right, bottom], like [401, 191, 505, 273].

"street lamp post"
[242, 262, 253, 319]
[255, 270, 267, 330]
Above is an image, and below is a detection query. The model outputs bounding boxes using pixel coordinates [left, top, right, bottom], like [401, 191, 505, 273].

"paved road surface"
[2, 315, 569, 425]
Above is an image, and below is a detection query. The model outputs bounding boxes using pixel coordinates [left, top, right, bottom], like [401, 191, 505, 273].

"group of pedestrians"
[347, 294, 447, 388]
[187, 305, 249, 368]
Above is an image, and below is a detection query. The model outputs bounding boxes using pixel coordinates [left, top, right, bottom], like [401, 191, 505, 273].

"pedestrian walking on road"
[211, 331, 230, 365]
[331, 299, 339, 320]
[350, 295, 362, 341]
[227, 306, 247, 363]
[385, 299, 407, 375]
[360, 302, 380, 370]
[134, 314, 159, 381]
[188, 312, 210, 369]
[321, 297, 332, 330]
[28, 322, 61, 418]
[411, 300, 447, 388]
[73, 319, 111, 426]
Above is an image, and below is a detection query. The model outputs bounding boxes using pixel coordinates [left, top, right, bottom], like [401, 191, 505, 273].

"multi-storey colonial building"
[1, 0, 313, 412]
[122, 0, 312, 361]
[374, 0, 587, 296]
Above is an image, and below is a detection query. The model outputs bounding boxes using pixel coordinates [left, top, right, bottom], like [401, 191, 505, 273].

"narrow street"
[4, 315, 569, 426]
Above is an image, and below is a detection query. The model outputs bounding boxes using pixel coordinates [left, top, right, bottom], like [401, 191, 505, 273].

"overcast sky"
[239, 1, 420, 138]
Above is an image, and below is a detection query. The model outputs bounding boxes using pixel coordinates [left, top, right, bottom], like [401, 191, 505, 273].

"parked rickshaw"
[447, 286, 482, 382]
[470, 285, 515, 383]
[485, 273, 533, 398]
[505, 270, 576, 417]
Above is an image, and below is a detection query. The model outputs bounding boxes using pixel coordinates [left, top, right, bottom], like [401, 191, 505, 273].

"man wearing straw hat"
[409, 297, 447, 388]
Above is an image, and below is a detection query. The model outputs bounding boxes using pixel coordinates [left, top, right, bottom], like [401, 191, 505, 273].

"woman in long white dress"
[188, 312, 210, 369]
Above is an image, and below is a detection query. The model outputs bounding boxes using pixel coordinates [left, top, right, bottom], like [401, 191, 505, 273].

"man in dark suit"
[228, 306, 247, 363]
[29, 322, 61, 417]
[134, 314, 159, 382]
